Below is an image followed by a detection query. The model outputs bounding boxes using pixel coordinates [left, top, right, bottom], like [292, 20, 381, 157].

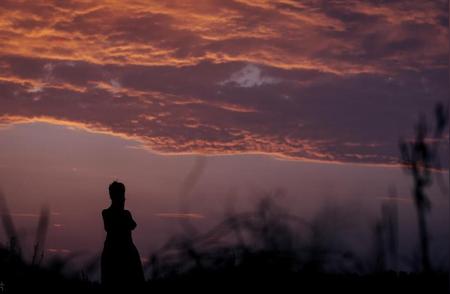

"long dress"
[101, 208, 145, 290]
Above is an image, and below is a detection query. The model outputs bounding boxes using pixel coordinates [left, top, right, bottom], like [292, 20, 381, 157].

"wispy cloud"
[155, 213, 205, 219]
[220, 64, 280, 88]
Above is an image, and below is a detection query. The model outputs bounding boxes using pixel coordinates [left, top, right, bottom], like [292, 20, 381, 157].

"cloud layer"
[0, 0, 448, 165]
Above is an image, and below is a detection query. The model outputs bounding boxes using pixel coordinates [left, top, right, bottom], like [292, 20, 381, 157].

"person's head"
[109, 181, 125, 208]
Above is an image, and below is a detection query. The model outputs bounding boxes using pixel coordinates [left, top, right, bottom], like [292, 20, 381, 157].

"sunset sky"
[0, 0, 448, 271]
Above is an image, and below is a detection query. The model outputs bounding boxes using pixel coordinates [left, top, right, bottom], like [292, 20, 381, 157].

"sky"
[0, 0, 448, 272]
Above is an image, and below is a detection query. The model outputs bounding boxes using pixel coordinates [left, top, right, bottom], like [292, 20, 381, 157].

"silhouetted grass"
[143, 194, 447, 293]
[0, 193, 448, 293]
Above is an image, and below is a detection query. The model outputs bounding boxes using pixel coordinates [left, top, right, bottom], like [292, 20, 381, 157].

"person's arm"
[102, 210, 111, 232]
[125, 210, 137, 230]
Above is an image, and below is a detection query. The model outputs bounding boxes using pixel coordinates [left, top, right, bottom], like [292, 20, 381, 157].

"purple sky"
[0, 122, 448, 272]
[0, 0, 448, 273]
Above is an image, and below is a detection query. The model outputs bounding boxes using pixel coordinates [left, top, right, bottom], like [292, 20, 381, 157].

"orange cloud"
[0, 0, 447, 166]
[0, 0, 445, 73]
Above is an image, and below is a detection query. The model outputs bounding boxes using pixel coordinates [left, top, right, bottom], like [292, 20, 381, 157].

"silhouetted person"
[101, 181, 145, 291]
